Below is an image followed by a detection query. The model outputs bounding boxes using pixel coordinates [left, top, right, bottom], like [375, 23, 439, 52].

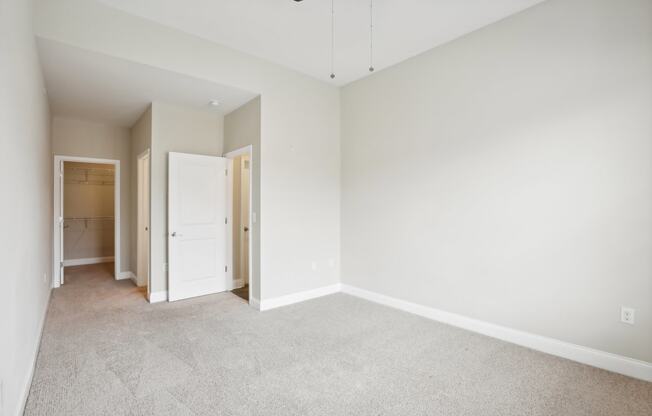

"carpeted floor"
[25, 264, 651, 416]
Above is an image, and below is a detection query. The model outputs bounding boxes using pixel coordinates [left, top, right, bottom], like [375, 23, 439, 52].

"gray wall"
[341, 0, 652, 362]
[224, 97, 261, 301]
[52, 116, 131, 273]
[149, 102, 224, 294]
[0, 0, 52, 414]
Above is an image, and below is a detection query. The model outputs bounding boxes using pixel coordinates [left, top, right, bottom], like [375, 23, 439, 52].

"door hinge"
[225, 265, 228, 273]
[225, 169, 228, 176]
[225, 217, 228, 224]
[60, 261, 63, 268]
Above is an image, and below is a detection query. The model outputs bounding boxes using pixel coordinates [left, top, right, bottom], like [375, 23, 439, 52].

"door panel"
[168, 152, 228, 301]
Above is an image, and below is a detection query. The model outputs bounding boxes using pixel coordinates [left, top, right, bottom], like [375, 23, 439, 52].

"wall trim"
[259, 283, 342, 311]
[148, 291, 167, 303]
[62, 256, 114, 267]
[249, 297, 261, 310]
[340, 284, 652, 382]
[116, 271, 135, 281]
[18, 288, 52, 416]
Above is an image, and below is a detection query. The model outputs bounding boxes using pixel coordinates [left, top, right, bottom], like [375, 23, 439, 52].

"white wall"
[341, 0, 652, 362]
[35, 0, 341, 301]
[150, 102, 224, 294]
[224, 97, 261, 300]
[52, 116, 131, 273]
[0, 0, 52, 414]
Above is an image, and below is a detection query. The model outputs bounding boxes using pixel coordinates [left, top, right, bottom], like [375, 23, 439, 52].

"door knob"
[171, 231, 182, 237]
[244, 227, 249, 232]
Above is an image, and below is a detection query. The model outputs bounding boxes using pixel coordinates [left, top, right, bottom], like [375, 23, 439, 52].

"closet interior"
[63, 162, 115, 272]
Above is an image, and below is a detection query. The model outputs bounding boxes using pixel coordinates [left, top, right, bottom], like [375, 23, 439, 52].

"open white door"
[168, 152, 230, 301]
[137, 150, 150, 290]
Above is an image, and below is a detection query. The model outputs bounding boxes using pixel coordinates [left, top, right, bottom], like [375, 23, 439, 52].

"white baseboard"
[148, 291, 167, 303]
[259, 283, 341, 311]
[250, 297, 261, 310]
[18, 288, 52, 416]
[341, 284, 652, 382]
[63, 256, 114, 267]
[116, 271, 135, 281]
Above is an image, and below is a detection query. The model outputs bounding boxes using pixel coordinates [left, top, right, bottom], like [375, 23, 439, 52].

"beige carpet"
[25, 263, 651, 415]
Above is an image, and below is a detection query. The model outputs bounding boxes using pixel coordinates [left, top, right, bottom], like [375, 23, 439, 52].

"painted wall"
[35, 0, 341, 301]
[224, 97, 261, 300]
[149, 102, 224, 294]
[63, 162, 115, 260]
[341, 0, 652, 362]
[129, 106, 151, 277]
[0, 0, 52, 414]
[52, 116, 131, 273]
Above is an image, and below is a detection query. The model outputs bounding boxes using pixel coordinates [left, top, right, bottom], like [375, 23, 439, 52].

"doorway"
[136, 149, 151, 298]
[224, 146, 253, 303]
[53, 156, 120, 287]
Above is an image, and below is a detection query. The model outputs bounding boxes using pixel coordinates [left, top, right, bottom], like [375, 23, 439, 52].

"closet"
[63, 162, 115, 267]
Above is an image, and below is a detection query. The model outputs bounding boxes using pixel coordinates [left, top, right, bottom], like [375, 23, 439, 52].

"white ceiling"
[37, 38, 257, 127]
[96, 0, 545, 86]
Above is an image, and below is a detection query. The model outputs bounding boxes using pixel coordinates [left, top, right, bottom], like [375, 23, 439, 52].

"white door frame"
[52, 155, 121, 288]
[137, 149, 151, 297]
[223, 145, 254, 305]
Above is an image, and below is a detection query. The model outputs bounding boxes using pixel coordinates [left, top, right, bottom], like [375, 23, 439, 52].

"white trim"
[53, 155, 121, 287]
[341, 284, 652, 382]
[259, 283, 341, 311]
[223, 145, 254, 308]
[62, 256, 114, 267]
[17, 289, 51, 416]
[249, 297, 261, 311]
[148, 290, 168, 303]
[117, 271, 135, 281]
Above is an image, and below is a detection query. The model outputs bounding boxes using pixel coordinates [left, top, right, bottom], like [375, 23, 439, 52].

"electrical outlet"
[621, 307, 635, 325]
[328, 258, 336, 268]
[311, 261, 317, 271]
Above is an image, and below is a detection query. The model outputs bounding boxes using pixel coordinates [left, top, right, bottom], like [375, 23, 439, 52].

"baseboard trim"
[250, 297, 261, 310]
[63, 256, 114, 267]
[18, 288, 52, 416]
[259, 283, 342, 311]
[148, 290, 167, 303]
[116, 271, 135, 281]
[341, 284, 652, 382]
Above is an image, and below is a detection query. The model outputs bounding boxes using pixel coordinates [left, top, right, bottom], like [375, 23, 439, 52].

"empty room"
[1, 0, 650, 415]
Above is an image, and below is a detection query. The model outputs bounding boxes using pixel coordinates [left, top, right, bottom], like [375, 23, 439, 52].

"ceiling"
[37, 38, 257, 127]
[95, 0, 545, 86]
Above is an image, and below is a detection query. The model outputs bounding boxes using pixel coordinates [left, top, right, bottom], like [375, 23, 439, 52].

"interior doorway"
[224, 146, 253, 303]
[53, 156, 120, 287]
[136, 149, 151, 298]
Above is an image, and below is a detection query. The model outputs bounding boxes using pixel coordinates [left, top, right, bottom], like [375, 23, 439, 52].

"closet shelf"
[64, 216, 114, 221]
[64, 180, 115, 186]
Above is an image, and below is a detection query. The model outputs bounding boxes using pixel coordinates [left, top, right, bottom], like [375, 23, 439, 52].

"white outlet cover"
[621, 307, 635, 325]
